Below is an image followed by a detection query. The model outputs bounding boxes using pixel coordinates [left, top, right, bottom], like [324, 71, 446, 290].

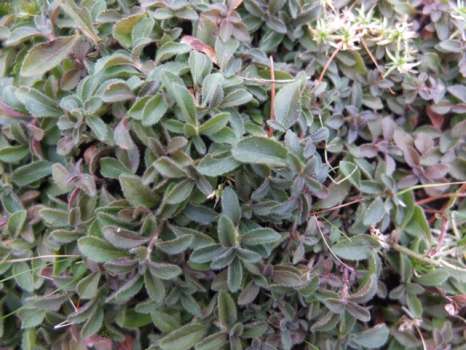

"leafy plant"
[0, 0, 465, 349]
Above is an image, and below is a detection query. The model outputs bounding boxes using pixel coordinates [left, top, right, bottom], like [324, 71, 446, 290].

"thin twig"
[311, 197, 364, 216]
[416, 193, 466, 205]
[146, 222, 164, 259]
[427, 215, 448, 257]
[268, 56, 276, 137]
[239, 76, 306, 84]
[0, 254, 80, 264]
[390, 242, 441, 267]
[361, 40, 382, 73]
[315, 216, 354, 271]
[397, 181, 466, 196]
[414, 323, 428, 350]
[317, 43, 342, 84]
[361, 40, 396, 95]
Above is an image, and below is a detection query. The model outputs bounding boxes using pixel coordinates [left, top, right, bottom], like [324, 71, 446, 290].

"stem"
[239, 77, 304, 84]
[397, 181, 466, 196]
[390, 242, 441, 267]
[427, 215, 448, 257]
[147, 222, 164, 259]
[317, 44, 342, 84]
[315, 216, 354, 271]
[311, 197, 364, 216]
[416, 193, 466, 205]
[267, 56, 276, 137]
[0, 254, 80, 264]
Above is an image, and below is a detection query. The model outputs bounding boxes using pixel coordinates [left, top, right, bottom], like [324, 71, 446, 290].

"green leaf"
[164, 179, 195, 205]
[333, 235, 378, 261]
[39, 208, 69, 227]
[76, 272, 101, 299]
[159, 322, 208, 350]
[59, 0, 100, 45]
[346, 302, 371, 322]
[217, 215, 238, 247]
[242, 228, 281, 246]
[406, 293, 423, 318]
[119, 174, 157, 208]
[128, 96, 151, 120]
[316, 181, 351, 209]
[78, 236, 128, 262]
[227, 257, 243, 293]
[21, 329, 36, 349]
[161, 71, 197, 126]
[437, 39, 462, 53]
[20, 34, 80, 77]
[113, 13, 145, 48]
[400, 191, 416, 228]
[148, 261, 182, 280]
[196, 153, 240, 176]
[189, 51, 212, 86]
[363, 197, 385, 226]
[18, 308, 45, 329]
[220, 88, 253, 108]
[100, 157, 131, 179]
[153, 157, 188, 178]
[156, 41, 190, 63]
[201, 73, 224, 107]
[150, 309, 180, 333]
[12, 160, 51, 186]
[4, 26, 42, 47]
[86, 115, 111, 142]
[7, 209, 27, 236]
[272, 265, 304, 288]
[338, 160, 360, 188]
[144, 270, 166, 303]
[15, 87, 61, 118]
[195, 332, 228, 350]
[95, 53, 134, 73]
[232, 136, 288, 167]
[274, 78, 303, 129]
[199, 112, 230, 136]
[157, 234, 193, 255]
[106, 275, 143, 304]
[120, 309, 152, 329]
[415, 269, 449, 286]
[13, 262, 34, 292]
[0, 145, 29, 163]
[351, 324, 390, 349]
[80, 307, 103, 338]
[221, 186, 241, 225]
[405, 205, 432, 243]
[102, 225, 149, 249]
[190, 244, 223, 264]
[218, 291, 237, 329]
[101, 81, 133, 103]
[142, 94, 168, 126]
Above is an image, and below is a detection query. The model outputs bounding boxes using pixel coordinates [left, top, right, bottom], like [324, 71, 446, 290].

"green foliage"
[0, 0, 465, 349]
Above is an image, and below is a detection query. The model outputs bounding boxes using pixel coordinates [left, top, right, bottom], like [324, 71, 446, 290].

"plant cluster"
[0, 0, 465, 349]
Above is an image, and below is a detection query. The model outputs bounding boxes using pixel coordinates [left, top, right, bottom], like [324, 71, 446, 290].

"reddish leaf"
[181, 35, 217, 64]
[114, 117, 136, 150]
[426, 105, 444, 130]
[451, 294, 466, 306]
[0, 100, 27, 117]
[117, 335, 134, 350]
[83, 335, 112, 350]
[227, 0, 244, 12]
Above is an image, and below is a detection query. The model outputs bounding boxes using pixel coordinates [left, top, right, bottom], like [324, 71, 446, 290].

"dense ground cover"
[0, 0, 465, 349]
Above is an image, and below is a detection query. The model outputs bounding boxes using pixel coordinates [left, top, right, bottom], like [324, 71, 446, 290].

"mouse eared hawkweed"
[0, 0, 465, 349]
